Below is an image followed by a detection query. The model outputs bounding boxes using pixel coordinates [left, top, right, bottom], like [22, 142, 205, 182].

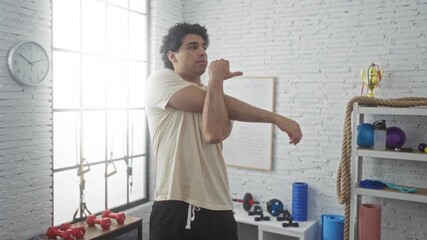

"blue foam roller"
[292, 182, 308, 221]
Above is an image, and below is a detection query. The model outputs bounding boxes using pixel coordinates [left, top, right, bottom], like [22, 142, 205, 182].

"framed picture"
[223, 76, 275, 170]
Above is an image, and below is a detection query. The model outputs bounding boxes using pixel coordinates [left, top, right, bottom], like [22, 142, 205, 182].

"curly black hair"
[159, 23, 210, 70]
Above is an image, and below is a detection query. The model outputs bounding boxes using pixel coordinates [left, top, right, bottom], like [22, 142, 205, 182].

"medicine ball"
[357, 123, 374, 148]
[386, 127, 406, 149]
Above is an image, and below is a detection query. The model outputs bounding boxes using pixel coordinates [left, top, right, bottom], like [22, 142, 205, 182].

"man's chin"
[198, 68, 207, 75]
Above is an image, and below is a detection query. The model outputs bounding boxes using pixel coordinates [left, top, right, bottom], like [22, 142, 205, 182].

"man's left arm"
[202, 59, 242, 143]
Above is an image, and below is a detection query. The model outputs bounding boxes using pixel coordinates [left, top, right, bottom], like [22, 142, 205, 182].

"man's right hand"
[208, 59, 243, 83]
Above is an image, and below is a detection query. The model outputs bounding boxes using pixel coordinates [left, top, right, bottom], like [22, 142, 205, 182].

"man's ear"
[168, 51, 177, 63]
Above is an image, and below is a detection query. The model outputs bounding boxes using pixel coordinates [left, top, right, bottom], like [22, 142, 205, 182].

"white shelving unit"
[349, 104, 427, 240]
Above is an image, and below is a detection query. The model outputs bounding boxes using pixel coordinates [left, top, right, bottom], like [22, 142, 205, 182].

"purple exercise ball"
[418, 143, 427, 152]
[386, 127, 406, 149]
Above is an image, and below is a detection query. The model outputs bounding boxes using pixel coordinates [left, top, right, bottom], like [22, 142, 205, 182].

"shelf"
[356, 148, 427, 162]
[355, 185, 427, 203]
[350, 104, 427, 240]
[233, 207, 318, 240]
[358, 106, 427, 116]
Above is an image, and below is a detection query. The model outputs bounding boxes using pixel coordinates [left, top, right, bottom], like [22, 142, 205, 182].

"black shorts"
[149, 200, 238, 240]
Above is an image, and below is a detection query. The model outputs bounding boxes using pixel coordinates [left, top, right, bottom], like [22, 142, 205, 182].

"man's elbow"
[204, 130, 230, 144]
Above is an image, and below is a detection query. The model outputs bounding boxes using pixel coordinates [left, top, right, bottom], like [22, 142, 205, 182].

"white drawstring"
[185, 204, 201, 229]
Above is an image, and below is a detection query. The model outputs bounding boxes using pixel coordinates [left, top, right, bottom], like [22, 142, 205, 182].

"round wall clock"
[7, 41, 50, 86]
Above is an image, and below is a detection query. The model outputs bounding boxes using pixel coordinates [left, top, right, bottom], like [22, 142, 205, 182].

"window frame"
[52, 0, 150, 224]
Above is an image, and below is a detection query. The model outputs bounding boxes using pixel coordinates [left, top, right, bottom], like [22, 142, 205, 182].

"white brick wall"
[0, 0, 52, 239]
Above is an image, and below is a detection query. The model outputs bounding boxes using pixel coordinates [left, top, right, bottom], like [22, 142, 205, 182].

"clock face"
[7, 41, 50, 86]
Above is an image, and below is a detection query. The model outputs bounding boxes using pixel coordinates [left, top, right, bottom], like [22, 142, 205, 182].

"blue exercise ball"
[386, 127, 406, 149]
[357, 123, 374, 148]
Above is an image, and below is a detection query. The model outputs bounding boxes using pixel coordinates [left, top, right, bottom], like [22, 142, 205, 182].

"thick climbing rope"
[337, 96, 427, 240]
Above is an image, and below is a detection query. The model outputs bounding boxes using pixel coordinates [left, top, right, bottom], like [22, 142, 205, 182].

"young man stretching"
[146, 22, 302, 240]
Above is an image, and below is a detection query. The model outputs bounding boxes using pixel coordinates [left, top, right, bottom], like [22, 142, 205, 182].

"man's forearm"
[223, 94, 302, 144]
[224, 94, 277, 124]
[202, 80, 232, 143]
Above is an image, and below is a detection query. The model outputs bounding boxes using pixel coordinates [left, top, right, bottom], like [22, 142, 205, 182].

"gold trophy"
[361, 63, 383, 97]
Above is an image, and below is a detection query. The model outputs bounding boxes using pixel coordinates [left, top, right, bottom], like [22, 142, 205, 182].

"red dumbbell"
[59, 223, 86, 239]
[102, 209, 126, 224]
[46, 226, 75, 240]
[86, 215, 111, 230]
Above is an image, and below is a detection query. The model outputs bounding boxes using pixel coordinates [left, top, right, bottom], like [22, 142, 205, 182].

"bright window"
[52, 0, 149, 225]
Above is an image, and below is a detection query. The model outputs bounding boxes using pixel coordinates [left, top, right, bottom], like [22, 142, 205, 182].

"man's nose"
[198, 47, 206, 56]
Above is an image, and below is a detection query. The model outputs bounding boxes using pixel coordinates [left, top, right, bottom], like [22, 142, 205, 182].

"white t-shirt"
[145, 69, 233, 210]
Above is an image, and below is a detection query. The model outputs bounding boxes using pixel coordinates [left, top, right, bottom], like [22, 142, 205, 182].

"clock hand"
[19, 53, 33, 65]
[31, 58, 47, 64]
